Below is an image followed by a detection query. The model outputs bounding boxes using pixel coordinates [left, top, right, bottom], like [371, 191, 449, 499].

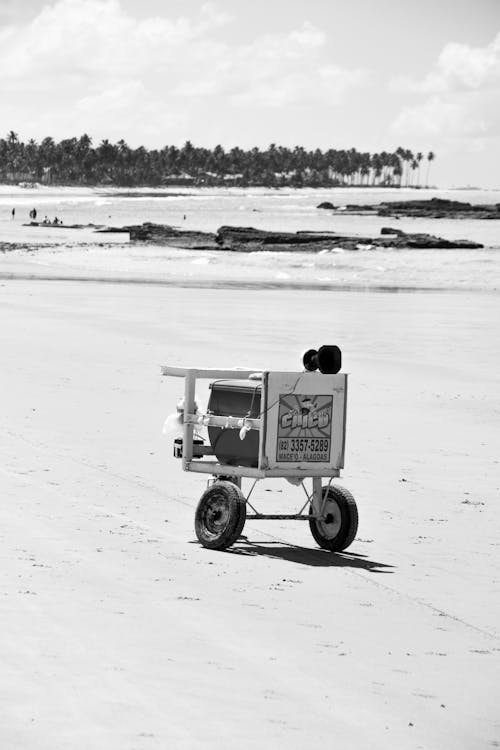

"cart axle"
[246, 513, 317, 521]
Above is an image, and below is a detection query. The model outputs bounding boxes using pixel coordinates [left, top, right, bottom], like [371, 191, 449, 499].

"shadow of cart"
[226, 538, 394, 572]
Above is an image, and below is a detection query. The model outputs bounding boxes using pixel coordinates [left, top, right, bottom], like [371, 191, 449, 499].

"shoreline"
[1, 271, 499, 294]
[1, 187, 499, 294]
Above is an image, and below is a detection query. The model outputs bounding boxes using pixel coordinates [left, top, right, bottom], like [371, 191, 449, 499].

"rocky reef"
[317, 197, 500, 219]
[127, 223, 217, 249]
[127, 223, 483, 251]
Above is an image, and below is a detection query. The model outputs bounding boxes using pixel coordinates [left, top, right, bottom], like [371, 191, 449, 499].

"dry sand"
[0, 279, 499, 749]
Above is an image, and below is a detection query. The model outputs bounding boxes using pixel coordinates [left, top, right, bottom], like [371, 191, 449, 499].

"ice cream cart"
[162, 347, 358, 551]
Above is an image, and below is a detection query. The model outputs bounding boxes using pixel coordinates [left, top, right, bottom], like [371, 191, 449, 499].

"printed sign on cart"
[276, 393, 333, 462]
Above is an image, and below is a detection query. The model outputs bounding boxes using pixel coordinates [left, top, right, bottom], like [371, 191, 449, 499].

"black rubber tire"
[195, 481, 246, 550]
[309, 484, 358, 552]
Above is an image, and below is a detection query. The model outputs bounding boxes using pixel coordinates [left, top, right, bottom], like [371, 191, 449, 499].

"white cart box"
[261, 371, 347, 472]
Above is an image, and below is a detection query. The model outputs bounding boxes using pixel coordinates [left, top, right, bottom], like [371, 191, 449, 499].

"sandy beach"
[3, 0, 500, 744]
[0, 277, 498, 749]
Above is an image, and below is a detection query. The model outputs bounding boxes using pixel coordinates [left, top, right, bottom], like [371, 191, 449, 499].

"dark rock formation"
[215, 226, 482, 251]
[216, 226, 340, 251]
[317, 201, 335, 210]
[380, 227, 406, 236]
[1, 241, 50, 253]
[23, 221, 89, 229]
[94, 226, 131, 233]
[128, 222, 217, 249]
[377, 197, 500, 218]
[127, 223, 483, 251]
[323, 197, 500, 219]
[379, 233, 481, 249]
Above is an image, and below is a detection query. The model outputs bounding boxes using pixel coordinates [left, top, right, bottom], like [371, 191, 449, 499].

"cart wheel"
[309, 484, 358, 552]
[195, 480, 246, 550]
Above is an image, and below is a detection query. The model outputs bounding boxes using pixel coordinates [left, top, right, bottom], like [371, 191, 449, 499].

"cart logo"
[276, 394, 332, 463]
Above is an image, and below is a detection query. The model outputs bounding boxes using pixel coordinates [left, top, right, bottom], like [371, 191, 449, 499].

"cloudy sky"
[1, 0, 499, 187]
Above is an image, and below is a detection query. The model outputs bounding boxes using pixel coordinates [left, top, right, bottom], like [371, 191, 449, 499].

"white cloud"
[436, 36, 500, 90]
[0, 0, 229, 82]
[391, 31, 500, 144]
[393, 32, 500, 94]
[0, 0, 367, 144]
[76, 81, 147, 114]
[174, 22, 367, 107]
[392, 94, 488, 137]
[232, 66, 368, 108]
[288, 21, 326, 49]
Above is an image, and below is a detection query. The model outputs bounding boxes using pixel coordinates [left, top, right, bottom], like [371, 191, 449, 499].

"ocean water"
[1, 184, 499, 291]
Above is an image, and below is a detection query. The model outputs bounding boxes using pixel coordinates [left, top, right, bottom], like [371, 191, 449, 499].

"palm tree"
[5, 130, 21, 172]
[426, 151, 435, 187]
[388, 153, 402, 186]
[416, 152, 423, 187]
[116, 139, 131, 184]
[97, 139, 119, 181]
[393, 160, 403, 187]
[371, 153, 382, 185]
[76, 134, 94, 182]
[395, 147, 406, 186]
[39, 137, 56, 182]
[132, 146, 150, 182]
[0, 132, 436, 189]
[410, 159, 419, 188]
[360, 162, 370, 185]
[404, 149, 414, 187]
[212, 144, 226, 176]
[179, 140, 195, 174]
[25, 139, 38, 174]
[57, 137, 79, 181]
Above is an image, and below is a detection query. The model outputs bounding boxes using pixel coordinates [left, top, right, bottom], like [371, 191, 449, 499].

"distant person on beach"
[42, 216, 49, 224]
[53, 217, 59, 225]
[32, 208, 37, 219]
[11, 208, 15, 219]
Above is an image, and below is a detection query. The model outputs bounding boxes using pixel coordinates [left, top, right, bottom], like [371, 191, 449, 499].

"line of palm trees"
[0, 131, 436, 188]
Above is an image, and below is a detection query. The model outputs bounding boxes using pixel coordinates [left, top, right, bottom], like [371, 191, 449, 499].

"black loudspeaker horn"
[302, 345, 342, 374]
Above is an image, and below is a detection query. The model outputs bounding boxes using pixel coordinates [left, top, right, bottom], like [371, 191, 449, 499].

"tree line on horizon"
[0, 131, 435, 188]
